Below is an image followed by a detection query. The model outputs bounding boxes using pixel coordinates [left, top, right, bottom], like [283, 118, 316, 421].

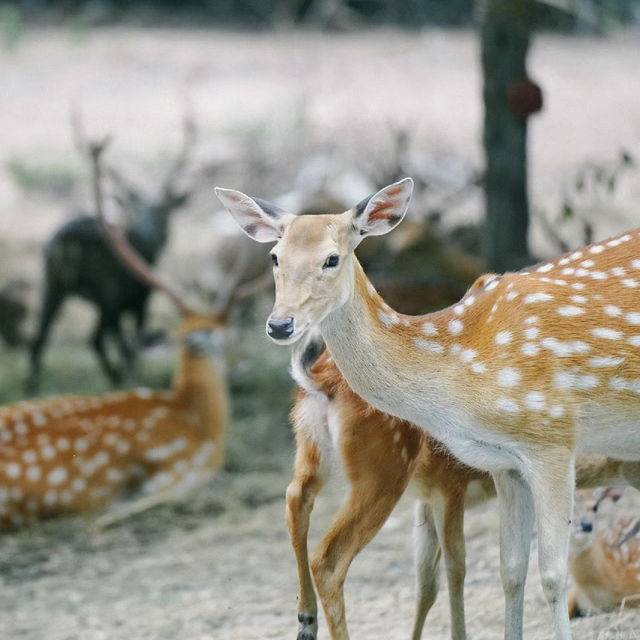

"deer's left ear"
[215, 187, 286, 243]
[350, 178, 413, 241]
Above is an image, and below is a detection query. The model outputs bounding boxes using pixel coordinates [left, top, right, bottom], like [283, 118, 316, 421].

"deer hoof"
[297, 612, 316, 640]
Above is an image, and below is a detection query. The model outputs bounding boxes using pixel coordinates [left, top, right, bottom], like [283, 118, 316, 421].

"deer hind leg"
[91, 312, 123, 384]
[286, 432, 327, 640]
[528, 449, 575, 640]
[493, 469, 535, 640]
[410, 501, 441, 640]
[27, 282, 65, 390]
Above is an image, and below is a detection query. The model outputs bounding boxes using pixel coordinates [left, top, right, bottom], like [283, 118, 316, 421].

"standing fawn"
[217, 178, 640, 640]
[0, 215, 233, 530]
[289, 330, 638, 640]
[568, 490, 640, 617]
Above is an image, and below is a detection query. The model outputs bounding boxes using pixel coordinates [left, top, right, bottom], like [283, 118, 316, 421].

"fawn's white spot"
[626, 313, 640, 325]
[580, 259, 595, 268]
[604, 305, 623, 317]
[549, 405, 565, 418]
[525, 316, 539, 325]
[589, 245, 604, 254]
[570, 295, 588, 304]
[557, 305, 584, 317]
[41, 445, 56, 460]
[611, 267, 626, 276]
[378, 310, 400, 328]
[498, 368, 521, 387]
[460, 348, 477, 363]
[524, 293, 553, 304]
[26, 466, 41, 482]
[623, 279, 639, 288]
[591, 328, 623, 340]
[22, 450, 37, 464]
[524, 392, 545, 411]
[553, 372, 599, 390]
[496, 398, 520, 414]
[5, 462, 21, 478]
[448, 320, 463, 335]
[413, 338, 444, 355]
[524, 327, 539, 340]
[588, 356, 624, 368]
[422, 322, 438, 336]
[541, 338, 590, 357]
[471, 362, 487, 373]
[495, 331, 512, 345]
[522, 343, 540, 356]
[47, 467, 68, 486]
[628, 336, 640, 347]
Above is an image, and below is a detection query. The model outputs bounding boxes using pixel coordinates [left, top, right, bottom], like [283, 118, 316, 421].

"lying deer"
[0, 177, 238, 530]
[569, 489, 640, 617]
[288, 330, 639, 640]
[217, 178, 640, 640]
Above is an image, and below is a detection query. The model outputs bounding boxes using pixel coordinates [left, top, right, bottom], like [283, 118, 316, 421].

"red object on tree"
[507, 79, 543, 120]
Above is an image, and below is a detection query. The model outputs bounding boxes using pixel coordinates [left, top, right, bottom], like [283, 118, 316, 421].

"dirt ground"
[1, 26, 640, 639]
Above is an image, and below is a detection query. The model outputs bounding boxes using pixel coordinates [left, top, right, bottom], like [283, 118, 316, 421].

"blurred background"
[0, 1, 639, 639]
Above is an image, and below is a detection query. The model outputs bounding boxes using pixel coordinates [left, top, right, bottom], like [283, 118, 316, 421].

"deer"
[288, 329, 639, 640]
[569, 489, 640, 617]
[0, 139, 249, 531]
[216, 177, 640, 640]
[27, 107, 198, 390]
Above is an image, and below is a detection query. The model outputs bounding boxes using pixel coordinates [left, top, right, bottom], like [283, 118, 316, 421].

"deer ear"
[215, 187, 286, 243]
[351, 178, 413, 240]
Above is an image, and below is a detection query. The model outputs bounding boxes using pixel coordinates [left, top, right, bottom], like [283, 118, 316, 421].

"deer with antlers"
[217, 178, 640, 640]
[27, 107, 198, 390]
[569, 489, 640, 617]
[0, 142, 248, 530]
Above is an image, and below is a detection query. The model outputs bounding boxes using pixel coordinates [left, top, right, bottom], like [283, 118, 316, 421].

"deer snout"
[267, 316, 295, 340]
[580, 518, 594, 533]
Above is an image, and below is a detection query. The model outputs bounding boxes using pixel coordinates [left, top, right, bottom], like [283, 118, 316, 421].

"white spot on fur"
[525, 316, 539, 325]
[541, 338, 590, 356]
[453, 304, 464, 316]
[549, 405, 565, 418]
[524, 293, 553, 304]
[580, 259, 595, 268]
[562, 268, 575, 276]
[366, 281, 377, 297]
[522, 343, 540, 356]
[22, 450, 37, 464]
[591, 271, 608, 280]
[41, 445, 56, 460]
[506, 291, 519, 301]
[591, 328, 623, 340]
[537, 263, 554, 273]
[628, 336, 640, 347]
[626, 313, 640, 325]
[5, 462, 21, 478]
[47, 467, 68, 486]
[524, 327, 539, 340]
[524, 392, 545, 411]
[496, 398, 520, 414]
[498, 368, 521, 387]
[557, 305, 584, 317]
[26, 466, 41, 482]
[495, 331, 512, 345]
[571, 282, 586, 290]
[589, 245, 604, 254]
[413, 338, 444, 355]
[448, 319, 463, 335]
[623, 279, 639, 288]
[604, 305, 622, 317]
[471, 362, 486, 373]
[631, 260, 640, 270]
[588, 356, 624, 368]
[460, 349, 477, 363]
[570, 295, 588, 304]
[422, 322, 438, 336]
[553, 372, 599, 390]
[378, 310, 400, 328]
[610, 267, 626, 276]
[570, 251, 583, 260]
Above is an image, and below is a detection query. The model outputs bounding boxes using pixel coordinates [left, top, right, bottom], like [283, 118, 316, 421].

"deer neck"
[319, 257, 469, 438]
[173, 349, 228, 467]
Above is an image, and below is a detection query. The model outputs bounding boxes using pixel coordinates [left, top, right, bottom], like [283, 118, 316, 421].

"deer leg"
[310, 477, 407, 640]
[493, 469, 535, 640]
[286, 433, 327, 640]
[435, 487, 469, 640]
[528, 451, 575, 640]
[27, 283, 64, 391]
[92, 313, 123, 384]
[410, 501, 441, 640]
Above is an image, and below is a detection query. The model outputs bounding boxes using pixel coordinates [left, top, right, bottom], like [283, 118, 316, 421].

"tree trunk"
[481, 0, 535, 272]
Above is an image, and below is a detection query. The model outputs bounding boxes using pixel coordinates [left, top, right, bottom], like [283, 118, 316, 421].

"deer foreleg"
[286, 433, 326, 640]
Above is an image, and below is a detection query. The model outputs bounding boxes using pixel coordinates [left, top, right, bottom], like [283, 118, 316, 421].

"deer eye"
[270, 253, 279, 267]
[323, 254, 340, 269]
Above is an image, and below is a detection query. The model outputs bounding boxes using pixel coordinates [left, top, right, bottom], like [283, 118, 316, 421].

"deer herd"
[1, 131, 639, 640]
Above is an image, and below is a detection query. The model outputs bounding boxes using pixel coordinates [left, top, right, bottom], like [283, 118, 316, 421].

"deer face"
[216, 178, 413, 345]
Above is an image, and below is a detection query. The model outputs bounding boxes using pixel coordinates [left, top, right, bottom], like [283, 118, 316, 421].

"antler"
[160, 100, 198, 198]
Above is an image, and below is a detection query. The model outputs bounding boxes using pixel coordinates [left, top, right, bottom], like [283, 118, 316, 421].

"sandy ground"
[1, 26, 640, 640]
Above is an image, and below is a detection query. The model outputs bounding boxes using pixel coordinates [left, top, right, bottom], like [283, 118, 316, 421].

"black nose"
[267, 317, 294, 340]
[580, 518, 593, 533]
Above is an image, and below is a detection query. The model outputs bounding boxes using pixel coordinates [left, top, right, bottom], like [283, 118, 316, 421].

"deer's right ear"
[215, 188, 285, 243]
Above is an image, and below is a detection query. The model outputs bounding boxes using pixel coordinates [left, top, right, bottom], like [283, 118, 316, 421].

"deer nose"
[580, 518, 593, 533]
[267, 317, 295, 340]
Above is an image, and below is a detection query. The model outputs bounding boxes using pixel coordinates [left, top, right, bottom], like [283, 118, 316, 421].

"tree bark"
[481, 0, 534, 272]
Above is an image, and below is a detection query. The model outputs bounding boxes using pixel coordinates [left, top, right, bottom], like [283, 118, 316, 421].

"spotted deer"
[217, 178, 640, 640]
[288, 331, 639, 640]
[0, 216, 236, 530]
[569, 490, 640, 617]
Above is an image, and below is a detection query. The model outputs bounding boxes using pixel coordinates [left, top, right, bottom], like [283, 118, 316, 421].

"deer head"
[216, 178, 413, 344]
